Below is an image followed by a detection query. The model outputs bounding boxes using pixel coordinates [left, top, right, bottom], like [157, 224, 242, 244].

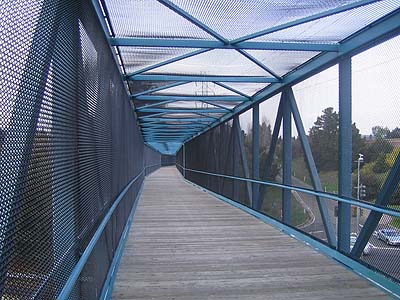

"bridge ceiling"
[97, 0, 400, 154]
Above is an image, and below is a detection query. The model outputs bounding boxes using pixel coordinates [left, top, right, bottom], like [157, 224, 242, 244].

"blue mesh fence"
[0, 0, 160, 299]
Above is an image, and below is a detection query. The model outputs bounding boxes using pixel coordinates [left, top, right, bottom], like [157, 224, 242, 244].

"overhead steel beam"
[142, 130, 199, 134]
[145, 137, 186, 141]
[134, 95, 249, 102]
[144, 134, 192, 137]
[131, 81, 187, 97]
[195, 112, 220, 120]
[214, 82, 252, 98]
[141, 123, 206, 128]
[139, 117, 214, 122]
[111, 38, 339, 52]
[200, 100, 232, 111]
[126, 49, 210, 76]
[186, 9, 400, 143]
[128, 74, 280, 83]
[134, 100, 178, 110]
[137, 108, 227, 114]
[237, 49, 282, 79]
[156, 0, 229, 43]
[138, 112, 168, 119]
[231, 0, 381, 44]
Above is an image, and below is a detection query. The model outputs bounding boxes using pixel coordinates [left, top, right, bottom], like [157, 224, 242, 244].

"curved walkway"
[112, 167, 390, 300]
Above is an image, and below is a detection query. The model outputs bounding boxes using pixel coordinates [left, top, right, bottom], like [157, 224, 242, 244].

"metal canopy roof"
[94, 0, 400, 154]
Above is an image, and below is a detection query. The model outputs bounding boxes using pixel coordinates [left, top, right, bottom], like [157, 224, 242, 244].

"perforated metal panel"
[0, 0, 160, 299]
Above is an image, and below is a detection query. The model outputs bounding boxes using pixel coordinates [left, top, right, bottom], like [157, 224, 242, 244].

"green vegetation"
[292, 157, 338, 193]
[261, 187, 310, 227]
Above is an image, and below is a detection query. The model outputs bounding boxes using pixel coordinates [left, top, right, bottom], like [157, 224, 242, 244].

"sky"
[240, 34, 400, 137]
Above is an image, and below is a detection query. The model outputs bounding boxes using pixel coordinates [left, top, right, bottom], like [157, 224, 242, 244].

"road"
[290, 176, 400, 281]
[290, 176, 336, 241]
[361, 225, 400, 280]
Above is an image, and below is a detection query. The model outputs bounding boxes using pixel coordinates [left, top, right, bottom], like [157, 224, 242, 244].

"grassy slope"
[261, 186, 309, 227]
[292, 157, 338, 193]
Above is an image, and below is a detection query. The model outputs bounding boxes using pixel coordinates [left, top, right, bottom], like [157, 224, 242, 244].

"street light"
[356, 153, 364, 233]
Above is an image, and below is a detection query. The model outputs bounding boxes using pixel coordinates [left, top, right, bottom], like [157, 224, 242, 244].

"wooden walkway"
[112, 167, 390, 300]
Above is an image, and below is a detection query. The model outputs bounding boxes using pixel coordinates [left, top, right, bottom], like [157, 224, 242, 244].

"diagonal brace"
[286, 87, 336, 246]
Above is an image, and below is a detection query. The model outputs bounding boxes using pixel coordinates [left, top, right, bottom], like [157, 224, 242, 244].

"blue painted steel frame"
[111, 38, 339, 52]
[176, 165, 400, 226]
[134, 95, 248, 102]
[286, 87, 336, 246]
[131, 82, 187, 97]
[282, 89, 292, 224]
[230, 0, 381, 44]
[186, 9, 400, 144]
[234, 116, 252, 204]
[137, 108, 227, 114]
[252, 104, 260, 210]
[129, 74, 279, 83]
[338, 58, 353, 253]
[214, 82, 252, 98]
[259, 95, 283, 211]
[156, 0, 228, 43]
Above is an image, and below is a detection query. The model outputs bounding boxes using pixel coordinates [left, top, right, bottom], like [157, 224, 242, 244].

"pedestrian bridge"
[1, 0, 400, 299]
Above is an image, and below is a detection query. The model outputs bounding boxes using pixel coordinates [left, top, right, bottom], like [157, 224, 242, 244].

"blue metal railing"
[57, 169, 146, 300]
[176, 164, 400, 298]
[176, 165, 400, 220]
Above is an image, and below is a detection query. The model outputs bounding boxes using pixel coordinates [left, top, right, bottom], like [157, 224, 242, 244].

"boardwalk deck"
[112, 167, 390, 300]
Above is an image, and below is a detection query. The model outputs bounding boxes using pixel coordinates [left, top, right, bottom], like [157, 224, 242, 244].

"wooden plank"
[112, 167, 390, 300]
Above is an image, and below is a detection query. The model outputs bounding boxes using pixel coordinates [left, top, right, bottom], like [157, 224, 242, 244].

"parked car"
[377, 229, 400, 246]
[350, 233, 372, 255]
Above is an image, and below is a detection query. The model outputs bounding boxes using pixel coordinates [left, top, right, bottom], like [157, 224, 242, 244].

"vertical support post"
[252, 104, 260, 210]
[282, 89, 292, 224]
[259, 98, 283, 210]
[233, 118, 240, 201]
[338, 57, 352, 253]
[183, 143, 186, 178]
[234, 116, 252, 205]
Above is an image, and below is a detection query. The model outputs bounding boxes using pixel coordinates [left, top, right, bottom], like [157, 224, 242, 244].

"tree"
[309, 107, 367, 172]
[353, 162, 381, 201]
[372, 125, 390, 138]
[309, 107, 339, 171]
[259, 116, 272, 150]
[364, 137, 393, 163]
[373, 153, 390, 173]
[387, 127, 400, 138]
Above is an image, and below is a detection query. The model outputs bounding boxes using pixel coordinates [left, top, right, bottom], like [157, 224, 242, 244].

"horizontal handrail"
[145, 163, 161, 169]
[183, 177, 400, 299]
[57, 169, 146, 300]
[176, 164, 400, 219]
